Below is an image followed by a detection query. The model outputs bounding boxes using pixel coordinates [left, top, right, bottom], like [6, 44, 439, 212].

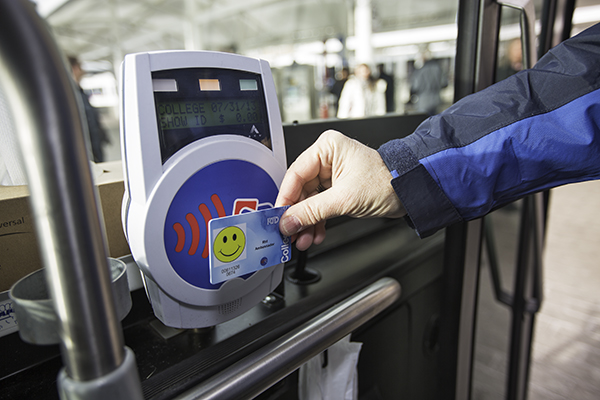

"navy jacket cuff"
[378, 139, 462, 237]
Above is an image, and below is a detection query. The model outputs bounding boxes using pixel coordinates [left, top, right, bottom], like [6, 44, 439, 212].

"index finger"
[275, 143, 332, 207]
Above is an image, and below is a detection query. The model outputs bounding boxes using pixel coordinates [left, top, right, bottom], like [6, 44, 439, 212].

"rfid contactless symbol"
[172, 193, 227, 258]
[214, 226, 246, 263]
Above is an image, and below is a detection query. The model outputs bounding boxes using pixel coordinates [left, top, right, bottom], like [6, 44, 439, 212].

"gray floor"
[528, 181, 600, 399]
[472, 181, 600, 399]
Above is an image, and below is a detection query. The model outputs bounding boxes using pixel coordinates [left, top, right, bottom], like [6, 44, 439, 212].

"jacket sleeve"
[378, 23, 600, 238]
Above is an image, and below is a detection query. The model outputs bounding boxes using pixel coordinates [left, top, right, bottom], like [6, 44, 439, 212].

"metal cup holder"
[9, 258, 132, 345]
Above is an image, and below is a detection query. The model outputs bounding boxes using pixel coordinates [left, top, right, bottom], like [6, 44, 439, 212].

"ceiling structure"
[25, 0, 600, 157]
[35, 0, 600, 74]
[37, 0, 461, 71]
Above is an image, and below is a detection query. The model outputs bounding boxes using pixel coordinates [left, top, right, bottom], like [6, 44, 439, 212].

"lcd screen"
[153, 68, 272, 163]
[156, 99, 263, 130]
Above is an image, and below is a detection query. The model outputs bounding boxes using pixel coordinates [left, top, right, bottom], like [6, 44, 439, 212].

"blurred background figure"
[337, 63, 387, 118]
[330, 66, 350, 116]
[377, 63, 395, 113]
[410, 48, 448, 115]
[496, 38, 523, 81]
[68, 55, 110, 163]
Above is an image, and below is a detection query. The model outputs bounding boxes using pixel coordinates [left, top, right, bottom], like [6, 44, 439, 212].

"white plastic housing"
[120, 51, 287, 328]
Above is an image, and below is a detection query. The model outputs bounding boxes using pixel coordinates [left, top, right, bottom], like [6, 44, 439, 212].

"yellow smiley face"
[213, 226, 246, 263]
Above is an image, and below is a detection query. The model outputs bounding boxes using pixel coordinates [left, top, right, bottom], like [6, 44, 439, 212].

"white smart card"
[208, 206, 291, 284]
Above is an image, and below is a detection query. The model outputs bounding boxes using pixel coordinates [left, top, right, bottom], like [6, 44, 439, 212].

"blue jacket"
[378, 23, 600, 238]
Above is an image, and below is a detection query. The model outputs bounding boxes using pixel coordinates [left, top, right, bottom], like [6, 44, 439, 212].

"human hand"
[275, 130, 406, 251]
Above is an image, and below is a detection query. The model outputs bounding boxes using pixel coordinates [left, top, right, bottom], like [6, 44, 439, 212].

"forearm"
[379, 23, 600, 237]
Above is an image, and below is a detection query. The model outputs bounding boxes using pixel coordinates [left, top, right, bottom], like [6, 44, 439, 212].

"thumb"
[279, 188, 342, 236]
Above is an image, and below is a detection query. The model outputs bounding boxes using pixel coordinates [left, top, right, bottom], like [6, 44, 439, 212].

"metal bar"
[538, 0, 558, 57]
[528, 193, 545, 314]
[507, 196, 537, 400]
[441, 220, 484, 400]
[498, 0, 537, 69]
[0, 0, 124, 382]
[559, 0, 576, 42]
[484, 219, 514, 307]
[453, 0, 482, 102]
[438, 0, 496, 398]
[493, 3, 544, 399]
[174, 277, 401, 400]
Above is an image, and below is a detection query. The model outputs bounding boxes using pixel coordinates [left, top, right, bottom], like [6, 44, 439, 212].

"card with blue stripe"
[208, 206, 291, 284]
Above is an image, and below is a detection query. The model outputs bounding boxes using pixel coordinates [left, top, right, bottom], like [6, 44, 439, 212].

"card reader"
[120, 50, 287, 328]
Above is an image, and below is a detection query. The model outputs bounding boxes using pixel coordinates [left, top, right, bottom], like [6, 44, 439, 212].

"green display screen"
[157, 99, 263, 131]
[152, 67, 272, 163]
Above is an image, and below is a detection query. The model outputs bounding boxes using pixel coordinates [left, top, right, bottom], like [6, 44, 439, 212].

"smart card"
[208, 206, 291, 284]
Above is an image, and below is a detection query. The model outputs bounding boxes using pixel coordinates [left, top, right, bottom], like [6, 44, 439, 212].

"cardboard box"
[0, 185, 40, 293]
[95, 161, 131, 259]
[0, 161, 130, 292]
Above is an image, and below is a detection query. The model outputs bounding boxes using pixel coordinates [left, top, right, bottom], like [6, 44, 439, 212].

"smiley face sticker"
[213, 225, 246, 263]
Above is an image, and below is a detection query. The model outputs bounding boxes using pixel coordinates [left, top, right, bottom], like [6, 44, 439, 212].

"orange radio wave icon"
[172, 194, 226, 259]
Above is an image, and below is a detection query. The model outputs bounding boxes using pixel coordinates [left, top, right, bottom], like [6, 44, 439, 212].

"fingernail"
[280, 214, 302, 236]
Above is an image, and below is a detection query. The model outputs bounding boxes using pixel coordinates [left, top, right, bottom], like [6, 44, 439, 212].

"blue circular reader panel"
[164, 159, 279, 289]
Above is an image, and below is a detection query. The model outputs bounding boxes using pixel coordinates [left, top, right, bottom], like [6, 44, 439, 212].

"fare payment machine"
[120, 51, 287, 328]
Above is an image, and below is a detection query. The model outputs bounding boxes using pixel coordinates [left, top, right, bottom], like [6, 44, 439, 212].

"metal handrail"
[174, 277, 401, 400]
[0, 1, 142, 398]
[499, 0, 537, 69]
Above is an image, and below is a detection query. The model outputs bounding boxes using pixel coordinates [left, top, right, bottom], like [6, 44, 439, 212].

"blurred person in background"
[337, 64, 387, 119]
[377, 63, 395, 113]
[69, 55, 109, 163]
[496, 38, 523, 81]
[330, 66, 350, 114]
[410, 48, 448, 115]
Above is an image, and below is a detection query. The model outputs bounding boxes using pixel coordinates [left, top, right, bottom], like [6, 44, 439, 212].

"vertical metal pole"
[507, 197, 537, 400]
[0, 1, 142, 398]
[439, 221, 484, 400]
[354, 0, 373, 64]
[184, 0, 202, 50]
[109, 0, 124, 77]
[538, 0, 558, 57]
[439, 1, 500, 399]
